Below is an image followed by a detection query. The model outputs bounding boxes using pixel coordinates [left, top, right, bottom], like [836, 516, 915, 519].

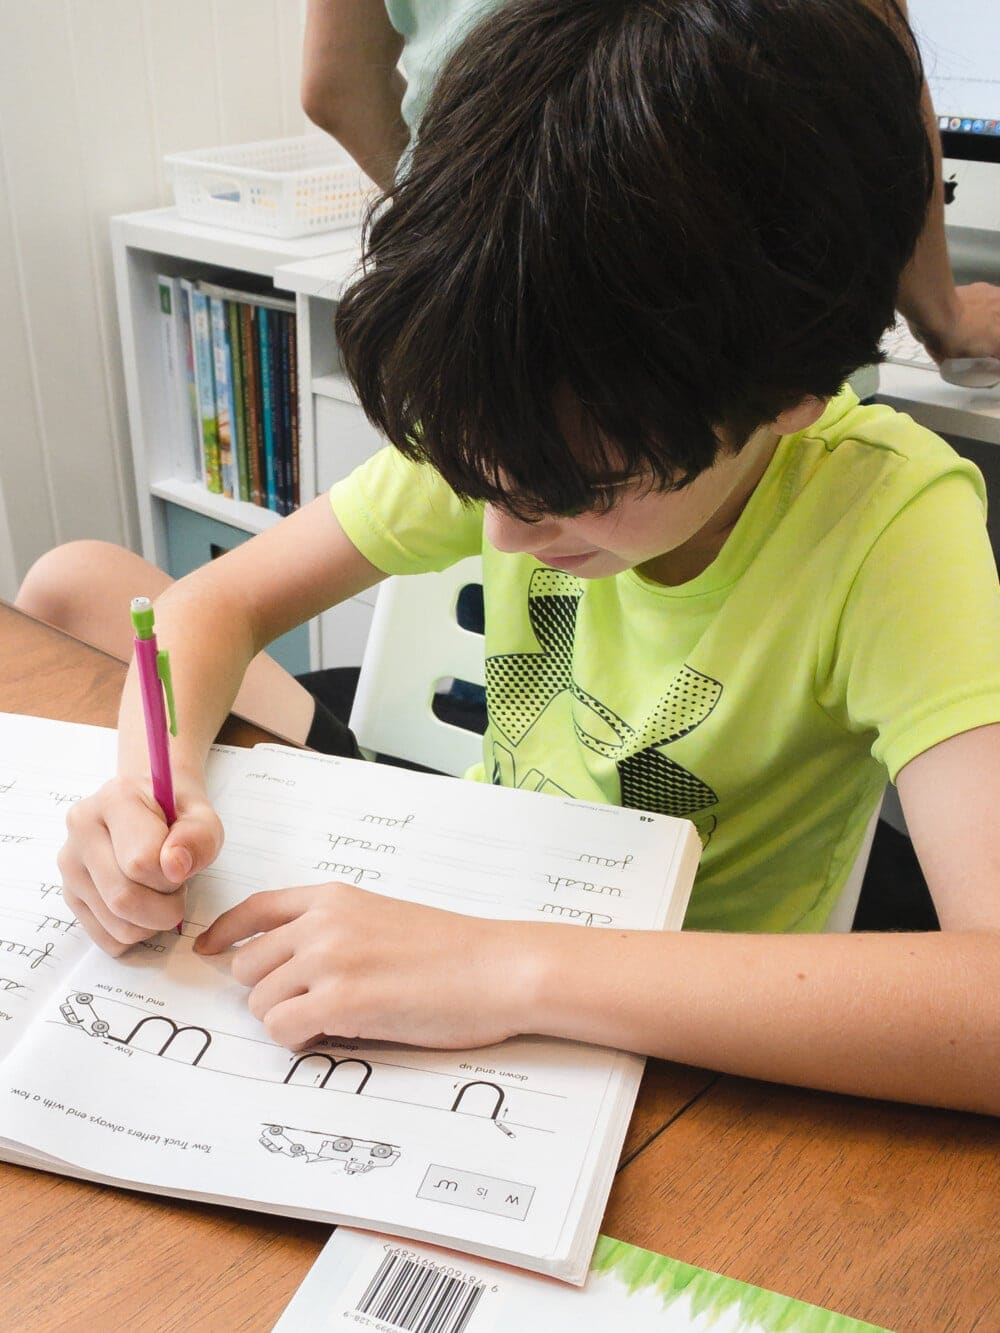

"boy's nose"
[483, 505, 559, 554]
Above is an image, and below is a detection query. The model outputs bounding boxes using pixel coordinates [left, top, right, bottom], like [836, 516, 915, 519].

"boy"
[18, 0, 1000, 1115]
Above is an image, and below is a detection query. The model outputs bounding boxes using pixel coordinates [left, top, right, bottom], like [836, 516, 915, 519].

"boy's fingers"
[260, 993, 327, 1050]
[64, 892, 133, 957]
[101, 786, 222, 893]
[229, 923, 297, 988]
[195, 888, 312, 955]
[82, 841, 187, 933]
[247, 958, 309, 1023]
[64, 870, 164, 947]
[100, 789, 176, 893]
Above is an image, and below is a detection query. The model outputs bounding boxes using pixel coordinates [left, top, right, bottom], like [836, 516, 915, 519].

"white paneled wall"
[0, 0, 305, 599]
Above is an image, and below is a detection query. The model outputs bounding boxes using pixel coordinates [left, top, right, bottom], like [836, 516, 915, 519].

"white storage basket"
[166, 136, 376, 239]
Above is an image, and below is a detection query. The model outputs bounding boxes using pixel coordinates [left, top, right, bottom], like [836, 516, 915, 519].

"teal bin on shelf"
[163, 504, 311, 676]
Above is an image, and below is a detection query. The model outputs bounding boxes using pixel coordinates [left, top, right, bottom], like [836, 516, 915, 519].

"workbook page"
[0, 740, 697, 1276]
[0, 717, 116, 1056]
[0, 712, 247, 1058]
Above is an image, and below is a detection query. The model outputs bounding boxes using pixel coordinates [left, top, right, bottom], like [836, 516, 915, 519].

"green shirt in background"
[330, 388, 1000, 933]
[386, 0, 500, 138]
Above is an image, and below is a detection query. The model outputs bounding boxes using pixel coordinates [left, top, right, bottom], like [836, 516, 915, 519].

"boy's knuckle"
[262, 1010, 286, 1043]
[230, 951, 252, 985]
[55, 843, 77, 879]
[118, 850, 154, 884]
[305, 936, 339, 970]
[64, 800, 89, 833]
[105, 886, 138, 919]
[105, 918, 141, 947]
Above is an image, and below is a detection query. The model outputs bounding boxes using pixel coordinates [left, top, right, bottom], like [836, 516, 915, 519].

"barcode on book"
[356, 1249, 487, 1332]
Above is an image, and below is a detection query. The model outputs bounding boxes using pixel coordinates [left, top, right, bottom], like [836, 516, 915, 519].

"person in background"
[301, 0, 1000, 367]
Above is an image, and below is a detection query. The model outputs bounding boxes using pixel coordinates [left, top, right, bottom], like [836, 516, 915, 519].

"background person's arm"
[301, 0, 408, 192]
[872, 0, 1000, 361]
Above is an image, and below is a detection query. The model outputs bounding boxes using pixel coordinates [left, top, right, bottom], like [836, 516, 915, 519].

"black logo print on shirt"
[485, 568, 721, 819]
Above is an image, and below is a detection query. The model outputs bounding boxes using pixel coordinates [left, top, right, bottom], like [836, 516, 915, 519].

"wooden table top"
[1, 601, 997, 1332]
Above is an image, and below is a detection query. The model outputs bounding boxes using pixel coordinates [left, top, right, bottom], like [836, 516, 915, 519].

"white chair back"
[349, 557, 486, 776]
[824, 796, 883, 932]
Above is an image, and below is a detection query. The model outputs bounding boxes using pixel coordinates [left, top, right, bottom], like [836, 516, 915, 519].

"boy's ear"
[773, 396, 828, 435]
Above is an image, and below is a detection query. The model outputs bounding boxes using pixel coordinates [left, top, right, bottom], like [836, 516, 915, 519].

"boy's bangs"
[402, 381, 680, 520]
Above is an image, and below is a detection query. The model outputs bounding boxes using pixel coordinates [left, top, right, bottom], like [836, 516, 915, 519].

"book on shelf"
[276, 310, 294, 516]
[177, 279, 202, 481]
[276, 1228, 889, 1332]
[227, 299, 250, 503]
[288, 313, 300, 511]
[206, 292, 239, 500]
[250, 288, 296, 515]
[155, 275, 198, 484]
[240, 301, 264, 507]
[258, 305, 279, 512]
[187, 285, 222, 494]
[0, 712, 700, 1285]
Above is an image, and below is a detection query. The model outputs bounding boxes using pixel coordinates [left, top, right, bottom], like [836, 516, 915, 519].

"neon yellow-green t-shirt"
[330, 388, 1000, 932]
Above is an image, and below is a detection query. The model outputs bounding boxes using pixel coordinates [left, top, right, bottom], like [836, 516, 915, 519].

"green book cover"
[189, 287, 221, 493]
[276, 1229, 893, 1331]
[227, 300, 250, 502]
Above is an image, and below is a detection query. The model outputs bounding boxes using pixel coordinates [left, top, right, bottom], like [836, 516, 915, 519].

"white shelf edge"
[312, 373, 360, 406]
[111, 208, 357, 279]
[274, 245, 364, 299]
[150, 479, 285, 535]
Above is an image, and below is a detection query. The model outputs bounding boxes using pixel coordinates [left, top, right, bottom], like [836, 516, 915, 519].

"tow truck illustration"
[259, 1123, 400, 1174]
[59, 992, 112, 1036]
[58, 991, 212, 1064]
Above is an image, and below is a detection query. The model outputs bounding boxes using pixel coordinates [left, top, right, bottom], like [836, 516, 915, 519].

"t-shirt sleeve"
[329, 445, 484, 574]
[821, 469, 1000, 781]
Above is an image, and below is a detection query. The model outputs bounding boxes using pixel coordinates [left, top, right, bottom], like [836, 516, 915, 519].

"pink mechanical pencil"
[130, 596, 181, 933]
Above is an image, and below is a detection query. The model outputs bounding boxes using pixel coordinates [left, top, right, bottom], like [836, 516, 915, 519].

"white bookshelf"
[110, 206, 383, 672]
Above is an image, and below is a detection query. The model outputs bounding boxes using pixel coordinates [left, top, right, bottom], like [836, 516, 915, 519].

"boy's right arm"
[301, 0, 409, 193]
[60, 499, 385, 954]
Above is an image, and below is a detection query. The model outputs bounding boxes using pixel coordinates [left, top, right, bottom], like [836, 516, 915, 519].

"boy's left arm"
[527, 724, 1000, 1116]
[508, 725, 1000, 1118]
[197, 722, 1000, 1117]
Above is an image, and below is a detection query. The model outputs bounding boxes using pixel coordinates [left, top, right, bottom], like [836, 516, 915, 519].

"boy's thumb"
[161, 842, 194, 885]
[161, 816, 220, 885]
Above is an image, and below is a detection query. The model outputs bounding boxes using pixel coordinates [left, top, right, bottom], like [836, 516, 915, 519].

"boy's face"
[482, 424, 773, 585]
[482, 394, 826, 584]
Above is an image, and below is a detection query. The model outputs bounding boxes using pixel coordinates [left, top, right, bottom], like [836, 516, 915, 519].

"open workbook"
[0, 712, 700, 1284]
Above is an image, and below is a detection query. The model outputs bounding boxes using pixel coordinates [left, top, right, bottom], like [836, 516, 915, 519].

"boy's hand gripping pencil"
[130, 596, 182, 933]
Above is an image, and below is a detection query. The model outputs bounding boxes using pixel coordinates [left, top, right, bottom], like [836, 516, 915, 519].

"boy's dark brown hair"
[335, 0, 933, 517]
